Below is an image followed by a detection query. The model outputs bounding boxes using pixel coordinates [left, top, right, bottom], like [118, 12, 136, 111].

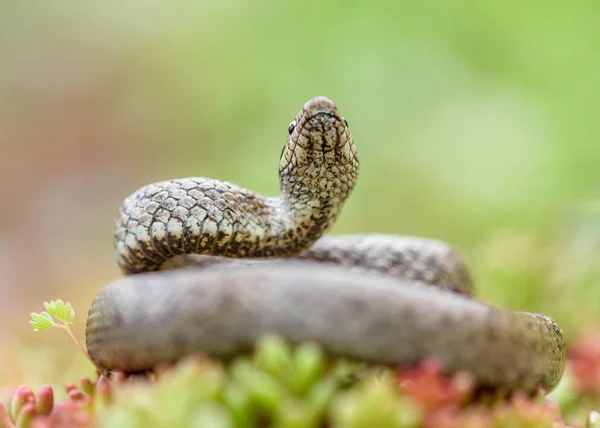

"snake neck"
[269, 162, 358, 254]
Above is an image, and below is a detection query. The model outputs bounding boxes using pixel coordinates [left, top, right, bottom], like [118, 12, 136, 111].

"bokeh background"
[2, 0, 600, 387]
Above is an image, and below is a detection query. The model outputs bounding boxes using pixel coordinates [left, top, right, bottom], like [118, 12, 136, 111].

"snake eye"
[343, 118, 349, 127]
[288, 122, 295, 135]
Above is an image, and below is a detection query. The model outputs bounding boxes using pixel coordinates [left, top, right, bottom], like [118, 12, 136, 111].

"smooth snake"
[85, 96, 565, 393]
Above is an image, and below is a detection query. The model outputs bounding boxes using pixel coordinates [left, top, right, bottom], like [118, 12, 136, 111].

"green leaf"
[289, 342, 325, 395]
[30, 312, 55, 331]
[44, 299, 75, 324]
[255, 335, 292, 379]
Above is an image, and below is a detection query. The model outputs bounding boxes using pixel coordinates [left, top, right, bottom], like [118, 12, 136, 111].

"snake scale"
[85, 96, 565, 393]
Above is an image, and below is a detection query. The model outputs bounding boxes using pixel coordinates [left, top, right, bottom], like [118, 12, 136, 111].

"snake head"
[279, 96, 359, 201]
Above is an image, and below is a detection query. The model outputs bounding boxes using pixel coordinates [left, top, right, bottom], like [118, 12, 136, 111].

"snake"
[85, 96, 565, 394]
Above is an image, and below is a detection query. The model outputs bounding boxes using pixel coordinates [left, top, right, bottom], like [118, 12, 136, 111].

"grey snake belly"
[85, 96, 565, 393]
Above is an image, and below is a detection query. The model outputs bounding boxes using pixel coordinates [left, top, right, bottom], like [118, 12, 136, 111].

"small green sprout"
[30, 299, 89, 361]
[29, 312, 54, 332]
[30, 300, 74, 331]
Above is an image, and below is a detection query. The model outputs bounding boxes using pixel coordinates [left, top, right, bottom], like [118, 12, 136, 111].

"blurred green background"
[1, 0, 600, 386]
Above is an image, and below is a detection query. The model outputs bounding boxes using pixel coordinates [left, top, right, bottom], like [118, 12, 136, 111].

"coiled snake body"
[85, 97, 565, 393]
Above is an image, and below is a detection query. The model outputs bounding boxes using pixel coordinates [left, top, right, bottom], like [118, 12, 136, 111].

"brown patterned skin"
[86, 96, 565, 394]
[114, 97, 358, 273]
